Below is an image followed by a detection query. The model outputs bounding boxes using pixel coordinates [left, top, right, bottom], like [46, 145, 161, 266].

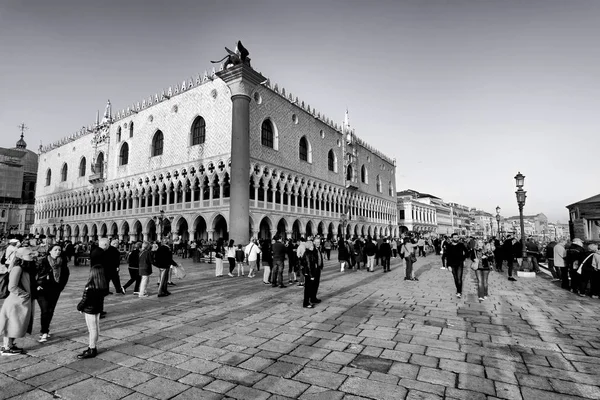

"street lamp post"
[59, 219, 64, 241]
[514, 172, 531, 271]
[495, 206, 501, 239]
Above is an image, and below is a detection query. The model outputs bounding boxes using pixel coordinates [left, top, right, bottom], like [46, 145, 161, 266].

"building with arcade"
[32, 45, 397, 244]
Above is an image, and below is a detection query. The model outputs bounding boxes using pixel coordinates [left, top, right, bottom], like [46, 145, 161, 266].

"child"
[76, 264, 107, 359]
[235, 244, 245, 276]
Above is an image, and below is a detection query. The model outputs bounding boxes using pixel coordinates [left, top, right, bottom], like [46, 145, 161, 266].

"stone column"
[129, 234, 136, 243]
[217, 64, 265, 245]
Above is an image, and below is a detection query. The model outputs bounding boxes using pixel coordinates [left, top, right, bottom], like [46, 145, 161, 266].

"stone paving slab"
[1, 253, 600, 399]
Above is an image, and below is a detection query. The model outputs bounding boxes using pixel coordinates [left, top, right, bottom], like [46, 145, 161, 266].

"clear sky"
[1, 0, 599, 223]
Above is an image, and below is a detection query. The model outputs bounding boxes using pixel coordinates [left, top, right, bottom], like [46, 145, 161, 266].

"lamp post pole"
[59, 219, 64, 241]
[495, 206, 501, 239]
[514, 172, 531, 272]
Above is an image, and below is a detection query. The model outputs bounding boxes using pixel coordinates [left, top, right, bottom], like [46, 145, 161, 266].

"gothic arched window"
[191, 116, 206, 145]
[119, 143, 129, 165]
[152, 130, 164, 156]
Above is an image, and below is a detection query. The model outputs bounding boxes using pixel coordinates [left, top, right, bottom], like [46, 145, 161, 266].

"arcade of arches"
[33, 163, 398, 243]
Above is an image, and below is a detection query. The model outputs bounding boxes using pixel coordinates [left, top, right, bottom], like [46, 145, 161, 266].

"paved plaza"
[1, 253, 600, 400]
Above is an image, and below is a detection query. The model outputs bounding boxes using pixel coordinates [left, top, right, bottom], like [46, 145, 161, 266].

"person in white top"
[244, 238, 261, 278]
[553, 239, 568, 289]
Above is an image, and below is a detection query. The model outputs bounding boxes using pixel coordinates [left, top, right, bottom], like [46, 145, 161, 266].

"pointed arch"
[191, 116, 206, 145]
[152, 130, 164, 156]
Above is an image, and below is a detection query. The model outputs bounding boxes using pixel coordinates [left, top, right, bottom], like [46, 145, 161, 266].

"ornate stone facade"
[32, 52, 397, 243]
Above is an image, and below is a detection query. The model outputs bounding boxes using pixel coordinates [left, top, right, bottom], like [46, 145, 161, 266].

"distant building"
[566, 194, 600, 242]
[505, 213, 548, 240]
[469, 209, 495, 237]
[0, 130, 38, 237]
[396, 190, 437, 234]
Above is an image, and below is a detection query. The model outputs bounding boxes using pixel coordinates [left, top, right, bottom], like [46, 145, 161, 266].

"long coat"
[0, 262, 35, 338]
[138, 250, 153, 276]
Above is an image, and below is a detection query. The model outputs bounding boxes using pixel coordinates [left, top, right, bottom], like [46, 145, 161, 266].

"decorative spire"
[16, 122, 28, 149]
[102, 99, 112, 124]
[95, 110, 100, 126]
[343, 108, 350, 132]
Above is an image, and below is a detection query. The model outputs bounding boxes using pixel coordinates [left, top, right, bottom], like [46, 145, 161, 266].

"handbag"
[576, 253, 594, 275]
[470, 258, 479, 271]
[172, 264, 187, 279]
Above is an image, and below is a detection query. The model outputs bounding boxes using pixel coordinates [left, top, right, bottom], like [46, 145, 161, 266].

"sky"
[1, 0, 599, 223]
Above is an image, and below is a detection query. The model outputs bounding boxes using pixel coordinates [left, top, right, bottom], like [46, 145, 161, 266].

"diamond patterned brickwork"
[36, 81, 232, 198]
[249, 87, 395, 202]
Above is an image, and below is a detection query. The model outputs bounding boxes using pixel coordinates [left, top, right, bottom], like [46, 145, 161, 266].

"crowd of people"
[2, 230, 597, 360]
[0, 235, 180, 359]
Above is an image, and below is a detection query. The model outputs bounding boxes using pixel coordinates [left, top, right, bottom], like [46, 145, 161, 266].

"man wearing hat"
[4, 238, 20, 271]
[566, 238, 585, 294]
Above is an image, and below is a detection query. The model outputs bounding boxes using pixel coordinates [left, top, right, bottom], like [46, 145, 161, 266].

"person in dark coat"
[122, 242, 141, 294]
[445, 233, 468, 297]
[300, 240, 317, 308]
[104, 239, 124, 295]
[566, 238, 586, 295]
[338, 239, 350, 272]
[36, 244, 70, 342]
[154, 239, 176, 297]
[89, 241, 105, 270]
[311, 236, 325, 304]
[76, 264, 107, 359]
[380, 238, 392, 272]
[502, 235, 517, 281]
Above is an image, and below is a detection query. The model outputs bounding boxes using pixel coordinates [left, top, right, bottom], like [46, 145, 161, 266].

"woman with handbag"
[76, 264, 108, 359]
[36, 244, 70, 343]
[400, 237, 418, 281]
[470, 240, 493, 301]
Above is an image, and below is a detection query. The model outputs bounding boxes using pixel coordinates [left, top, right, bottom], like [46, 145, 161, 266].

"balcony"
[345, 180, 359, 190]
[88, 173, 104, 184]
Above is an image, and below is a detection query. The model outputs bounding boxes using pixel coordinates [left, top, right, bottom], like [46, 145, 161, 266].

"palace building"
[32, 44, 397, 244]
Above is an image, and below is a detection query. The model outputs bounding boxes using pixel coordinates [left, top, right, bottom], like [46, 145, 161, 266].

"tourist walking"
[444, 233, 468, 297]
[235, 244, 246, 276]
[470, 240, 493, 301]
[105, 239, 125, 294]
[214, 238, 225, 277]
[76, 264, 108, 359]
[400, 237, 417, 281]
[554, 239, 568, 289]
[338, 238, 350, 272]
[123, 242, 141, 294]
[287, 239, 298, 284]
[138, 241, 153, 297]
[323, 238, 332, 260]
[300, 239, 316, 308]
[261, 239, 273, 285]
[272, 236, 286, 288]
[380, 238, 392, 272]
[155, 239, 175, 297]
[567, 238, 586, 295]
[36, 244, 70, 343]
[578, 243, 600, 298]
[364, 238, 377, 272]
[311, 236, 325, 304]
[244, 238, 261, 278]
[417, 237, 426, 257]
[0, 247, 36, 355]
[226, 240, 236, 277]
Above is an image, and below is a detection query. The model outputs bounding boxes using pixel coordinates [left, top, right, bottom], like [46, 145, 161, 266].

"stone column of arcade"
[217, 64, 265, 245]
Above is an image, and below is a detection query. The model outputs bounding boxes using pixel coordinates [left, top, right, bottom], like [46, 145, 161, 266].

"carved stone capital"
[217, 64, 266, 100]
